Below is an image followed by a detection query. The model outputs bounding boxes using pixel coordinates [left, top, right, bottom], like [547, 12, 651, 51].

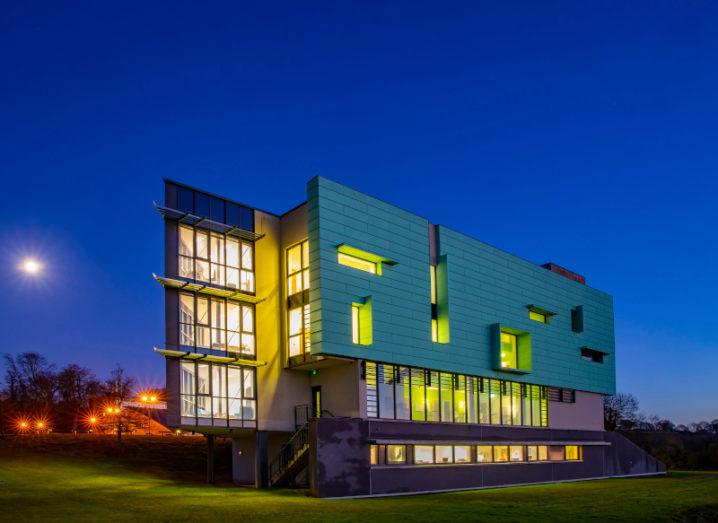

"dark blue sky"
[1, 1, 716, 423]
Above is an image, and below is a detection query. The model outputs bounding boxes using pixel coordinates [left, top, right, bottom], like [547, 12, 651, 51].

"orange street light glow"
[36, 421, 45, 429]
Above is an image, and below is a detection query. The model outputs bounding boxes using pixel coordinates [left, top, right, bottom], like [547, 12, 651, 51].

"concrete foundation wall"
[549, 391, 605, 431]
[309, 418, 665, 498]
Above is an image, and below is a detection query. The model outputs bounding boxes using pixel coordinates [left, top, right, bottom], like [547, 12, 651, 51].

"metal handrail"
[269, 423, 309, 483]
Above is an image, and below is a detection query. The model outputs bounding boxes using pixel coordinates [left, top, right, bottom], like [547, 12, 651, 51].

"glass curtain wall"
[365, 361, 548, 427]
[180, 360, 256, 427]
[178, 225, 254, 293]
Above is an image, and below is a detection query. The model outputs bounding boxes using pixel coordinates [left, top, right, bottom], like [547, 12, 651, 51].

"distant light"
[141, 395, 149, 402]
[149, 396, 157, 402]
[19, 258, 43, 275]
[89, 417, 97, 424]
[36, 421, 45, 429]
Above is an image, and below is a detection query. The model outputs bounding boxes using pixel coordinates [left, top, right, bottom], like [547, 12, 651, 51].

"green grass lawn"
[1, 455, 716, 522]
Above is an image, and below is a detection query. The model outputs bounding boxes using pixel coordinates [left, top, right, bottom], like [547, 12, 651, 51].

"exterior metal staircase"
[268, 423, 310, 487]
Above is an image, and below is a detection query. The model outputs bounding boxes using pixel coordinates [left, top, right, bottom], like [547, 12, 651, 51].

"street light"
[139, 392, 159, 436]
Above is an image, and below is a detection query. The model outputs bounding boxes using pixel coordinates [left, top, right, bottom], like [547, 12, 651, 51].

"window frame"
[177, 224, 255, 294]
[178, 292, 256, 357]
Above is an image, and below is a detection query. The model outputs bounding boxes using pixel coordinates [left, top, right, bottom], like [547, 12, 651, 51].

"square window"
[386, 445, 406, 465]
[454, 446, 471, 463]
[493, 445, 509, 462]
[510, 445, 524, 462]
[566, 445, 581, 461]
[477, 445, 493, 463]
[414, 445, 434, 464]
[435, 445, 453, 463]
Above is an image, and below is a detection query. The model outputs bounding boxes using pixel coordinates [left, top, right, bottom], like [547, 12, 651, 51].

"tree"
[103, 365, 136, 444]
[3, 352, 57, 407]
[604, 393, 639, 430]
[56, 364, 102, 432]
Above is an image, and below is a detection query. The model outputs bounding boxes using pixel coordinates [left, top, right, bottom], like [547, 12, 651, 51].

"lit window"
[430, 265, 438, 342]
[386, 445, 406, 465]
[179, 293, 254, 356]
[493, 445, 509, 463]
[177, 225, 253, 292]
[287, 241, 309, 296]
[477, 446, 493, 463]
[352, 304, 360, 344]
[351, 299, 372, 345]
[180, 361, 255, 426]
[338, 252, 377, 274]
[286, 241, 310, 358]
[435, 445, 453, 464]
[500, 332, 518, 369]
[527, 445, 538, 461]
[370, 445, 378, 465]
[510, 445, 524, 462]
[538, 445, 548, 461]
[414, 445, 434, 464]
[565, 445, 581, 461]
[454, 446, 471, 463]
[288, 306, 307, 357]
[529, 310, 547, 323]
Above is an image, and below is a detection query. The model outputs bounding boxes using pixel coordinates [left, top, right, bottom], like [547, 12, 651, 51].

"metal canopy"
[153, 202, 265, 242]
[153, 273, 264, 303]
[153, 347, 267, 367]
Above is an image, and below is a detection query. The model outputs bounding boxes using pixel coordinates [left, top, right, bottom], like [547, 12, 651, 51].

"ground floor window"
[180, 360, 256, 428]
[369, 443, 584, 466]
[365, 361, 548, 427]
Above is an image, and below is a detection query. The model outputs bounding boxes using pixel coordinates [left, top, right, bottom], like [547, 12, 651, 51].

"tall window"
[288, 304, 310, 357]
[287, 240, 310, 358]
[178, 225, 254, 293]
[180, 360, 256, 427]
[179, 293, 255, 356]
[500, 332, 518, 369]
[430, 265, 438, 342]
[351, 304, 360, 344]
[287, 241, 309, 296]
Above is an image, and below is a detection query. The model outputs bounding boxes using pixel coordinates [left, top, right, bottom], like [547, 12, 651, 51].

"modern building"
[153, 177, 663, 497]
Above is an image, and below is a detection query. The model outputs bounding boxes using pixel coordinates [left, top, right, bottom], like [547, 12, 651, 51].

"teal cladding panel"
[307, 177, 616, 395]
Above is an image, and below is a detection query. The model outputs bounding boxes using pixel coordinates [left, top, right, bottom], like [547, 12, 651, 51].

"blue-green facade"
[307, 176, 615, 395]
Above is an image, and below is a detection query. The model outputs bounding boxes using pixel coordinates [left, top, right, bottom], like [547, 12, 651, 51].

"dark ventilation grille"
[548, 387, 576, 403]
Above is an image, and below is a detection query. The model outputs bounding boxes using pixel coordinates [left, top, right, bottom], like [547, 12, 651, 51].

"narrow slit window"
[352, 304, 360, 344]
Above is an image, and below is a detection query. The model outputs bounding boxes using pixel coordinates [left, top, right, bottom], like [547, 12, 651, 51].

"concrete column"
[206, 435, 215, 484]
[255, 431, 269, 487]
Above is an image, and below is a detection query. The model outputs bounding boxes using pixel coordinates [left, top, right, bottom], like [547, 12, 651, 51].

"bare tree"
[104, 365, 136, 444]
[57, 364, 102, 432]
[604, 393, 639, 430]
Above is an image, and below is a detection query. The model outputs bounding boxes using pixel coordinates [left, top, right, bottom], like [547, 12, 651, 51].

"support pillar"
[255, 431, 269, 488]
[206, 434, 215, 484]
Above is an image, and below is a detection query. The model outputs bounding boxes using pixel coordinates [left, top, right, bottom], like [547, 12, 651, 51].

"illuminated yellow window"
[565, 445, 581, 461]
[500, 332, 518, 369]
[430, 265, 437, 305]
[370, 445, 378, 465]
[351, 304, 360, 344]
[529, 310, 547, 323]
[477, 445, 493, 463]
[493, 445, 509, 462]
[338, 252, 377, 274]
